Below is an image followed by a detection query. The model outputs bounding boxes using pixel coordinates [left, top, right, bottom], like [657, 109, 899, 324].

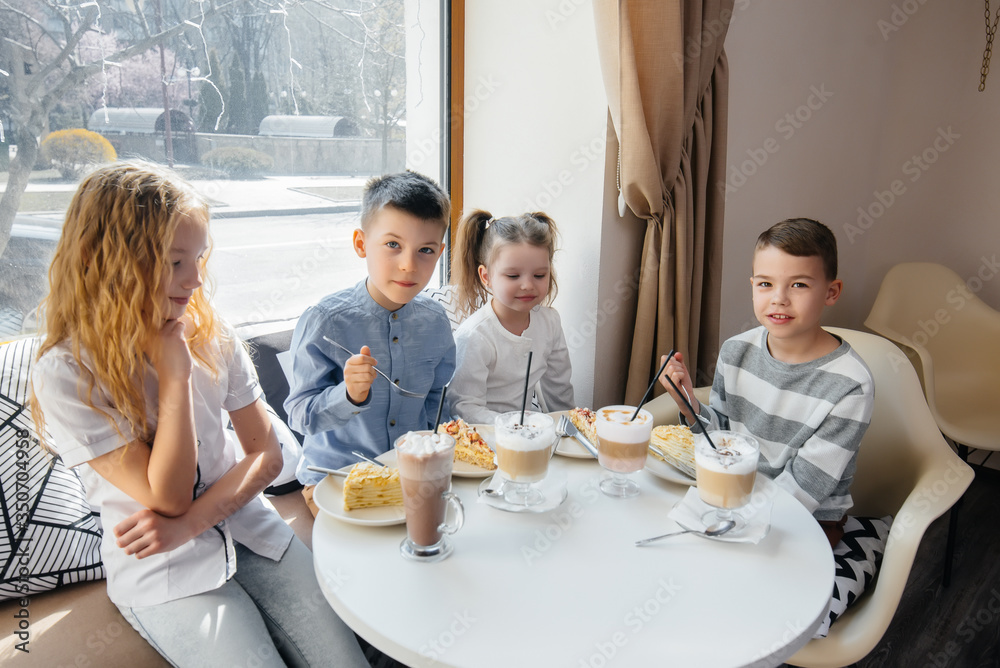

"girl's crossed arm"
[113, 397, 284, 559]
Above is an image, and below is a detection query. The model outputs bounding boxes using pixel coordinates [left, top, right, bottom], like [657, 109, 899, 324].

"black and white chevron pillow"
[0, 338, 105, 600]
[421, 285, 464, 331]
[814, 515, 892, 638]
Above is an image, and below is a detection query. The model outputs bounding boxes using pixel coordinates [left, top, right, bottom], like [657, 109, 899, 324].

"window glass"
[0, 0, 446, 338]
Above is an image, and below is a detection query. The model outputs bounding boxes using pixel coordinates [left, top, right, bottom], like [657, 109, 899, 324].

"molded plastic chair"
[643, 329, 974, 667]
[864, 262, 1000, 456]
[865, 262, 1000, 585]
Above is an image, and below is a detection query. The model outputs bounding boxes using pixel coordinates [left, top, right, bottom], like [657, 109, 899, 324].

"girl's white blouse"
[32, 338, 292, 608]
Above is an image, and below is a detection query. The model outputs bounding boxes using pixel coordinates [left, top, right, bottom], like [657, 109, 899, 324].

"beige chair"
[865, 262, 1000, 584]
[643, 328, 974, 667]
[865, 261, 1000, 457]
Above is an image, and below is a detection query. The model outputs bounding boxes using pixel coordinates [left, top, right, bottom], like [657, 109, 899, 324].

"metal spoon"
[322, 336, 426, 399]
[634, 519, 736, 546]
[479, 477, 507, 498]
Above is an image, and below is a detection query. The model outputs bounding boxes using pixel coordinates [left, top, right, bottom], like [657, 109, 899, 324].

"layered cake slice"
[568, 407, 598, 446]
[437, 418, 497, 470]
[342, 463, 403, 511]
[649, 424, 697, 478]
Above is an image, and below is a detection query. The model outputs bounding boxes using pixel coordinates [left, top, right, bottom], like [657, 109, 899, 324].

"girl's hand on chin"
[149, 317, 193, 383]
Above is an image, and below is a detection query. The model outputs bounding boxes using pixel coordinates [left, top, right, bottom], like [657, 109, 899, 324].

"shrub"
[40, 129, 116, 179]
[201, 146, 273, 178]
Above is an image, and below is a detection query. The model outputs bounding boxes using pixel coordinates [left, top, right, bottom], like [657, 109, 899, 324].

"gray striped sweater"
[694, 327, 874, 521]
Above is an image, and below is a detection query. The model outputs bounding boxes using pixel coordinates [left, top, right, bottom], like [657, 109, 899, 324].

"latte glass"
[694, 431, 760, 532]
[595, 405, 652, 498]
[493, 411, 556, 506]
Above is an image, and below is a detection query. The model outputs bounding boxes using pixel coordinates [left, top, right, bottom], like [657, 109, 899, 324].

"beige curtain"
[594, 0, 731, 402]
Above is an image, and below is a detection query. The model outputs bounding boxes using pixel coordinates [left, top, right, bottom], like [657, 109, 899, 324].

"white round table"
[312, 456, 833, 668]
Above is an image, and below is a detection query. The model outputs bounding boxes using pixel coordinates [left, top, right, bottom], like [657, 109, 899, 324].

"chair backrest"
[864, 262, 1000, 448]
[826, 327, 955, 518]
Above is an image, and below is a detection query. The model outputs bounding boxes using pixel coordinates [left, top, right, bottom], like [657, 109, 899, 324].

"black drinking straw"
[519, 351, 533, 425]
[631, 350, 674, 421]
[657, 358, 718, 450]
[432, 383, 449, 432]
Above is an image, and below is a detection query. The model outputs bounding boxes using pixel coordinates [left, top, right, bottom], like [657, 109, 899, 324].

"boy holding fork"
[284, 171, 455, 516]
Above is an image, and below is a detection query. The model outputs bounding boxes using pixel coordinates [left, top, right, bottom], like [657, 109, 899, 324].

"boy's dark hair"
[361, 171, 450, 230]
[755, 218, 838, 281]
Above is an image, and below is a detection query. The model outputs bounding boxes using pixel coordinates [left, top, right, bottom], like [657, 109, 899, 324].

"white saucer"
[667, 477, 775, 544]
[477, 470, 568, 513]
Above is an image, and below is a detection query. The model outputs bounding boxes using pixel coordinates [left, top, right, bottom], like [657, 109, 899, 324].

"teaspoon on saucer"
[634, 519, 736, 546]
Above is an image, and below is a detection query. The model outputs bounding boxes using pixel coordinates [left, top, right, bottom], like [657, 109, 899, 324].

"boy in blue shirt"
[285, 171, 455, 516]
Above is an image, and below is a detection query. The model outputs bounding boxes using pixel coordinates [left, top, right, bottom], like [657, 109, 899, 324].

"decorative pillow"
[421, 285, 464, 331]
[0, 338, 105, 601]
[814, 515, 893, 638]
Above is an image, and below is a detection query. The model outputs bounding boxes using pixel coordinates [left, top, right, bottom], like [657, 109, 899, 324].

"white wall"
[463, 1, 608, 407]
[721, 0, 1000, 340]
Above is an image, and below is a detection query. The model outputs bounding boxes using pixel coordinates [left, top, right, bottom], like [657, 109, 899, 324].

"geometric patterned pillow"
[421, 284, 464, 331]
[814, 515, 893, 638]
[0, 338, 105, 601]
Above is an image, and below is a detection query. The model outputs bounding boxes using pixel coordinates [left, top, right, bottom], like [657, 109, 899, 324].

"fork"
[556, 415, 599, 458]
[322, 336, 426, 399]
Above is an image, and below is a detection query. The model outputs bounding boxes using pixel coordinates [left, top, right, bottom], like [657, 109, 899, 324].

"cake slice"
[649, 424, 697, 478]
[568, 407, 598, 447]
[342, 463, 403, 510]
[438, 418, 497, 470]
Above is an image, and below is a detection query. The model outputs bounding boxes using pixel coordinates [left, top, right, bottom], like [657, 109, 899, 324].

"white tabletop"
[312, 456, 833, 668]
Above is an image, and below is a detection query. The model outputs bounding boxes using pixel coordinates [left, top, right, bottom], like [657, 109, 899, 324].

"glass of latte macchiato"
[493, 411, 557, 506]
[595, 405, 653, 498]
[694, 431, 760, 532]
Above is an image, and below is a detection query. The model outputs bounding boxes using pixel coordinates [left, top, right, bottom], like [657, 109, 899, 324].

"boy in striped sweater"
[659, 218, 874, 547]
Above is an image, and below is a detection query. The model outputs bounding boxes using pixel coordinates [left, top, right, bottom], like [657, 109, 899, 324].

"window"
[0, 0, 449, 338]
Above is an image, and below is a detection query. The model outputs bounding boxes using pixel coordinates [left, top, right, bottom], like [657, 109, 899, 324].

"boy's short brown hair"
[360, 170, 450, 231]
[755, 218, 838, 281]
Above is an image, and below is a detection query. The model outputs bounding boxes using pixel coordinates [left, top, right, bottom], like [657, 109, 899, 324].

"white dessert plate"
[644, 452, 697, 487]
[549, 410, 597, 459]
[312, 469, 406, 526]
[379, 435, 496, 479]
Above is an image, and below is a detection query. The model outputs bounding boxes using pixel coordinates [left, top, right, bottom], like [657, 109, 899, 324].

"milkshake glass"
[396, 431, 464, 562]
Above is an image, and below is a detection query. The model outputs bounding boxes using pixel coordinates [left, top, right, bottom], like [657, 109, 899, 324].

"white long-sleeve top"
[450, 303, 574, 424]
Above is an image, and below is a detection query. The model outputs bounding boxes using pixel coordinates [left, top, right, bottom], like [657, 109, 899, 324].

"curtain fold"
[594, 0, 732, 402]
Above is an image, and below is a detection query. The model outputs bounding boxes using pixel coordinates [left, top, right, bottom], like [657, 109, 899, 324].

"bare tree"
[0, 0, 246, 258]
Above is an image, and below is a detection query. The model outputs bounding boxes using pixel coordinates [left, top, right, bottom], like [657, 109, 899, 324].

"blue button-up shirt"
[285, 280, 456, 483]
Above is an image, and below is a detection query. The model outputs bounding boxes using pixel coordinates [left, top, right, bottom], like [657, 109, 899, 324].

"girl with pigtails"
[448, 209, 575, 424]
